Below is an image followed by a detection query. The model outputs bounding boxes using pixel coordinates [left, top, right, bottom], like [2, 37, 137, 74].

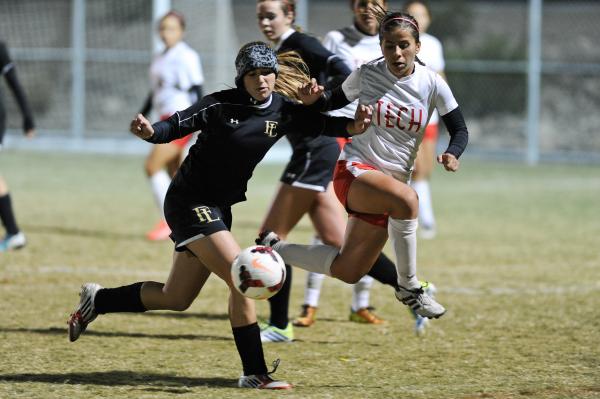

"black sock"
[94, 282, 147, 314]
[367, 253, 400, 290]
[267, 263, 292, 329]
[0, 194, 19, 235]
[232, 322, 268, 376]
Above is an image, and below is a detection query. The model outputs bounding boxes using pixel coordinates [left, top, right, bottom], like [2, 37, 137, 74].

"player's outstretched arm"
[129, 113, 154, 140]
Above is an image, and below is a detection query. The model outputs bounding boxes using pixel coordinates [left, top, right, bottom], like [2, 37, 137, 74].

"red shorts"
[160, 114, 193, 148]
[423, 123, 439, 141]
[333, 160, 389, 228]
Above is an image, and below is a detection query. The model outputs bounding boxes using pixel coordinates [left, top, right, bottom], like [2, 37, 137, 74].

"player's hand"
[437, 153, 460, 172]
[348, 104, 372, 135]
[129, 113, 154, 139]
[298, 78, 324, 105]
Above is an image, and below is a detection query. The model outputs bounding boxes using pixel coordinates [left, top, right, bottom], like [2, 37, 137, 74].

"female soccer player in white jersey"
[255, 0, 401, 342]
[404, 0, 446, 240]
[67, 41, 372, 390]
[138, 11, 204, 241]
[294, 0, 389, 328]
[258, 8, 469, 319]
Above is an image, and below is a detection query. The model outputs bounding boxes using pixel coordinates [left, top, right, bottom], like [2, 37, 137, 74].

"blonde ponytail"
[274, 51, 310, 103]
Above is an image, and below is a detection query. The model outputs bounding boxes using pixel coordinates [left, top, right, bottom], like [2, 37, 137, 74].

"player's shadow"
[0, 327, 231, 341]
[21, 224, 145, 242]
[0, 370, 233, 389]
[136, 311, 229, 321]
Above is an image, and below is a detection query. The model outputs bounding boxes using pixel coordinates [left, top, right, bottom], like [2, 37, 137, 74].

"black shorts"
[280, 139, 342, 192]
[164, 192, 232, 252]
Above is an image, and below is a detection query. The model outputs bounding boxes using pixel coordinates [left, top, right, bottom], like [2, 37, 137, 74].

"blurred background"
[1, 0, 599, 163]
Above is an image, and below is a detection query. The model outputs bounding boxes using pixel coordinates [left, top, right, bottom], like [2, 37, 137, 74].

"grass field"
[0, 150, 599, 399]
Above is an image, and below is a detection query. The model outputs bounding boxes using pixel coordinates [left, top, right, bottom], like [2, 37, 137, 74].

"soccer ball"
[231, 245, 286, 300]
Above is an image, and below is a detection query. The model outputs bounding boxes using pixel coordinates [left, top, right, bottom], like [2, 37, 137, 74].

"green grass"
[1, 150, 599, 399]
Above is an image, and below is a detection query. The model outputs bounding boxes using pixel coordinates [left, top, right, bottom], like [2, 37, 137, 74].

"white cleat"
[67, 283, 102, 342]
[396, 284, 445, 319]
[413, 282, 436, 335]
[0, 232, 26, 251]
[238, 359, 292, 390]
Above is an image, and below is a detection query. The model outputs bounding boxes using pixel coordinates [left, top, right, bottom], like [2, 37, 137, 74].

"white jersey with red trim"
[340, 60, 458, 180]
[322, 25, 382, 119]
[418, 32, 445, 125]
[150, 41, 204, 116]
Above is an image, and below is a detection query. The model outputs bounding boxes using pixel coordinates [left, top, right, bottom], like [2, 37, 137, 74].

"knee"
[389, 187, 419, 218]
[339, 269, 365, 285]
[167, 295, 193, 311]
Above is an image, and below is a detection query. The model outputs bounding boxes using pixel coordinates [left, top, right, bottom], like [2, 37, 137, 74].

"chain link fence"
[1, 0, 599, 162]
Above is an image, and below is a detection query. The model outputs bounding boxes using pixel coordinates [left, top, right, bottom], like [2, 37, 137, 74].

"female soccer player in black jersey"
[67, 41, 372, 390]
[0, 41, 35, 252]
[256, 0, 402, 342]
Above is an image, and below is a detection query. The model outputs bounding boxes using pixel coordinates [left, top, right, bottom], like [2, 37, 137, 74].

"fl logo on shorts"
[193, 206, 221, 224]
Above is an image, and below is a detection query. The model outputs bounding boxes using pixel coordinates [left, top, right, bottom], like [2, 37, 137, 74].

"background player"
[0, 40, 35, 252]
[138, 10, 204, 241]
[294, 0, 389, 328]
[404, 0, 446, 240]
[67, 41, 371, 389]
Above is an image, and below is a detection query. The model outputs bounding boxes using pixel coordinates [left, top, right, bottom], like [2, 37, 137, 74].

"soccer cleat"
[292, 304, 317, 327]
[67, 283, 102, 342]
[238, 359, 293, 389]
[260, 322, 294, 343]
[146, 219, 171, 241]
[411, 281, 437, 335]
[395, 283, 445, 319]
[255, 230, 281, 248]
[349, 307, 386, 324]
[0, 232, 26, 252]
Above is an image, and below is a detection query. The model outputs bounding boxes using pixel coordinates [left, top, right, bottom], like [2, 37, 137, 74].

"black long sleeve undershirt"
[441, 107, 469, 159]
[3, 68, 34, 131]
[139, 92, 152, 116]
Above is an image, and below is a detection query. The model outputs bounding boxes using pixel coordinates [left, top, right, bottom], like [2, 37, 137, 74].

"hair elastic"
[381, 16, 419, 32]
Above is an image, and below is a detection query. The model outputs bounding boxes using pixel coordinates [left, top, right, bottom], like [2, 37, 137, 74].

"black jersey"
[278, 31, 352, 151]
[147, 88, 352, 206]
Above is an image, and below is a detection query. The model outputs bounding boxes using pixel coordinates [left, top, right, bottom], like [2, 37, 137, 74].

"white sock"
[351, 275, 373, 311]
[273, 241, 338, 275]
[149, 170, 171, 219]
[304, 272, 325, 307]
[387, 218, 420, 289]
[411, 180, 435, 229]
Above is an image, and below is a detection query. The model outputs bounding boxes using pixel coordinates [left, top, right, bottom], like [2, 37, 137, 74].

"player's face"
[257, 1, 294, 42]
[381, 27, 420, 78]
[159, 16, 184, 48]
[405, 2, 430, 33]
[353, 0, 385, 36]
[243, 68, 276, 102]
